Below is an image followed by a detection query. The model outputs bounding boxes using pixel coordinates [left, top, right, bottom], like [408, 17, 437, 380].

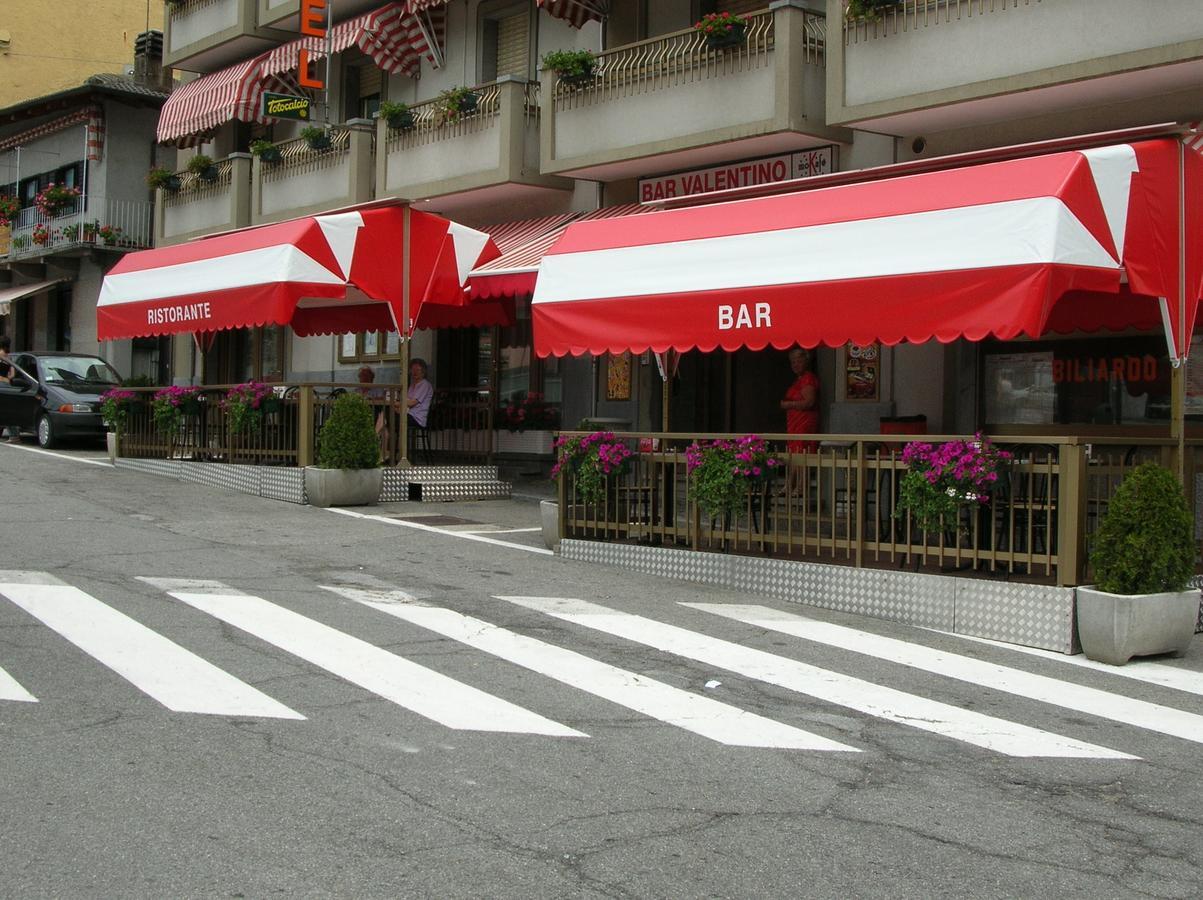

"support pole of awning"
[653, 350, 680, 432]
[400, 204, 412, 469]
[1174, 139, 1188, 481]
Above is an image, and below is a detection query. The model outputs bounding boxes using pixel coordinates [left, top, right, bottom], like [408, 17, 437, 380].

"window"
[206, 327, 287, 384]
[480, 2, 532, 82]
[338, 330, 401, 364]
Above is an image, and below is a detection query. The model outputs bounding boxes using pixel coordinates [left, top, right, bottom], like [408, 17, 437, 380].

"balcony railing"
[157, 154, 251, 243]
[253, 128, 371, 223]
[115, 383, 496, 467]
[262, 129, 352, 181]
[384, 82, 507, 152]
[3, 196, 152, 260]
[844, 0, 1042, 43]
[554, 432, 1200, 588]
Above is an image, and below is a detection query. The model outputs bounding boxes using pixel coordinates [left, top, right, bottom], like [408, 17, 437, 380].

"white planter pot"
[304, 467, 383, 508]
[495, 429, 554, 455]
[106, 431, 118, 463]
[540, 500, 560, 552]
[1076, 585, 1200, 665]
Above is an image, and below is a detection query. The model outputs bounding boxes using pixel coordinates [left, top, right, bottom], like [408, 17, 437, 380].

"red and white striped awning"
[262, 2, 445, 79]
[96, 203, 499, 341]
[0, 105, 105, 161]
[533, 140, 1203, 360]
[0, 279, 66, 317]
[157, 58, 271, 145]
[470, 205, 649, 300]
[537, 0, 608, 28]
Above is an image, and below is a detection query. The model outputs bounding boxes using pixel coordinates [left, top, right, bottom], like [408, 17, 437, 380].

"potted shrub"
[695, 11, 747, 50]
[61, 223, 80, 242]
[686, 435, 782, 521]
[187, 153, 218, 182]
[147, 167, 181, 192]
[250, 138, 282, 163]
[378, 100, 415, 130]
[300, 125, 332, 151]
[97, 224, 123, 245]
[305, 392, 383, 507]
[436, 86, 479, 125]
[31, 223, 52, 247]
[81, 220, 99, 242]
[0, 195, 20, 226]
[99, 387, 139, 462]
[10, 234, 29, 250]
[35, 183, 82, 217]
[542, 49, 596, 87]
[1077, 462, 1199, 665]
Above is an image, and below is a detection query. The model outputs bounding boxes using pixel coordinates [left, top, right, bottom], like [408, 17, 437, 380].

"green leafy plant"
[122, 374, 155, 388]
[146, 167, 180, 191]
[542, 48, 596, 82]
[378, 100, 415, 130]
[0, 195, 20, 225]
[551, 431, 633, 505]
[436, 86, 478, 124]
[151, 385, 202, 435]
[99, 388, 139, 436]
[249, 139, 282, 162]
[500, 392, 559, 432]
[897, 434, 1011, 533]
[97, 223, 122, 243]
[300, 125, 332, 150]
[317, 393, 380, 469]
[695, 11, 746, 46]
[10, 234, 29, 250]
[1089, 462, 1195, 594]
[686, 435, 781, 519]
[187, 153, 216, 179]
[60, 223, 80, 241]
[847, 0, 901, 20]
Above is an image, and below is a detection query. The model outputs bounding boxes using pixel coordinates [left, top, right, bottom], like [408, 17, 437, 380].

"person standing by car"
[0, 336, 20, 443]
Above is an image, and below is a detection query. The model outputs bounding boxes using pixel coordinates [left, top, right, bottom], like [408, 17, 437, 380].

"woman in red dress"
[781, 347, 819, 453]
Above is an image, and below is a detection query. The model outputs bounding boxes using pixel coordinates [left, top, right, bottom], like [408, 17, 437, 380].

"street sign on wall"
[638, 147, 837, 202]
[262, 93, 312, 121]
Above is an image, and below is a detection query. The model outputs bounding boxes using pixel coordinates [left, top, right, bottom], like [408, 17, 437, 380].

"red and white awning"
[537, 0, 608, 28]
[533, 140, 1203, 360]
[469, 205, 649, 300]
[262, 2, 445, 80]
[157, 58, 276, 145]
[97, 203, 499, 341]
[0, 105, 105, 161]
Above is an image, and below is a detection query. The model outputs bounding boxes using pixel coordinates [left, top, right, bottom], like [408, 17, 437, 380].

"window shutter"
[359, 65, 382, 99]
[495, 12, 529, 80]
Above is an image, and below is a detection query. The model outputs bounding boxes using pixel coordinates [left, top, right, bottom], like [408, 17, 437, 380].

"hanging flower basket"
[34, 183, 82, 217]
[696, 13, 747, 50]
[0, 195, 20, 226]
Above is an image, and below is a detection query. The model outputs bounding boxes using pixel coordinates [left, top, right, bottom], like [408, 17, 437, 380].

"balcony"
[251, 126, 373, 225]
[376, 78, 573, 220]
[165, 0, 289, 73]
[540, 2, 845, 183]
[155, 155, 252, 247]
[828, 0, 1203, 135]
[2, 197, 153, 262]
[256, 0, 393, 30]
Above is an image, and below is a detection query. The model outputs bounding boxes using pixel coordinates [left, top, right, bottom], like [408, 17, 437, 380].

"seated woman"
[406, 358, 433, 429]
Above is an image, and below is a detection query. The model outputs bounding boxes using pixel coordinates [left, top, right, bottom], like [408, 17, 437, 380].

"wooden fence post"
[297, 386, 314, 468]
[1056, 441, 1089, 587]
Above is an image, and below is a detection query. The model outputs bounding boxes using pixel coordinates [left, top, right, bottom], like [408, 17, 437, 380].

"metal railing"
[163, 157, 236, 206]
[116, 383, 497, 467]
[552, 7, 820, 110]
[263, 129, 353, 182]
[845, 0, 1042, 43]
[555, 432, 1197, 587]
[384, 82, 504, 152]
[4, 196, 152, 259]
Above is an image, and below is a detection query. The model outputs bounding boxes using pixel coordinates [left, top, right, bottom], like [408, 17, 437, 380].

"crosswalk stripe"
[496, 596, 1135, 760]
[0, 664, 37, 703]
[689, 604, 1203, 747]
[0, 572, 303, 719]
[141, 577, 584, 737]
[948, 632, 1203, 697]
[323, 585, 856, 752]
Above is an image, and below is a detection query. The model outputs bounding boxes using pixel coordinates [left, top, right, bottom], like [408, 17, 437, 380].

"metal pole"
[399, 204, 411, 467]
[1176, 140, 1188, 481]
[80, 124, 89, 217]
[324, 0, 333, 127]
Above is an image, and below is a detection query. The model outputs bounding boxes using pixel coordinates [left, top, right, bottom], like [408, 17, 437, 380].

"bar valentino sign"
[639, 147, 836, 202]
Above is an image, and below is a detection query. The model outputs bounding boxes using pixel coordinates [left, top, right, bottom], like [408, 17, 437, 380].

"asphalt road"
[2, 442, 1202, 899]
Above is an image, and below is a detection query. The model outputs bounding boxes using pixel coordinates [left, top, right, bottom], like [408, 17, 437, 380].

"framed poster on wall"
[606, 352, 631, 401]
[845, 342, 880, 401]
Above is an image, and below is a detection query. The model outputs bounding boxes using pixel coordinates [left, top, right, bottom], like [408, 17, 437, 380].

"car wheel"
[37, 414, 57, 449]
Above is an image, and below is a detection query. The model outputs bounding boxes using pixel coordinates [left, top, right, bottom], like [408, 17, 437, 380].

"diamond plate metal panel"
[731, 557, 955, 630]
[115, 458, 180, 479]
[955, 580, 1077, 654]
[562, 541, 733, 586]
[260, 468, 305, 504]
[404, 465, 499, 483]
[380, 469, 408, 502]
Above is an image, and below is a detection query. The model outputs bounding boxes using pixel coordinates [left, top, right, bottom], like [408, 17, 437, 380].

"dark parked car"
[0, 352, 124, 448]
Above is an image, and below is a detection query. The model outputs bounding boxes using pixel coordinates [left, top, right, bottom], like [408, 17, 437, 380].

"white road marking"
[323, 585, 855, 752]
[0, 444, 111, 466]
[324, 507, 553, 556]
[0, 571, 303, 719]
[455, 527, 542, 535]
[0, 664, 36, 703]
[141, 577, 582, 737]
[949, 632, 1203, 697]
[689, 604, 1203, 747]
[496, 596, 1135, 760]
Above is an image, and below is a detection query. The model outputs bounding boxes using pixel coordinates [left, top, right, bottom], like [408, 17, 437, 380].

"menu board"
[607, 352, 631, 401]
[845, 342, 880, 401]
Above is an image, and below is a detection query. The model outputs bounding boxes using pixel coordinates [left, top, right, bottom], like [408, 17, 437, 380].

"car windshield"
[38, 356, 121, 387]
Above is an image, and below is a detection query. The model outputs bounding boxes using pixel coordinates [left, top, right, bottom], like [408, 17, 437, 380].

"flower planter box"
[705, 23, 746, 50]
[304, 466, 383, 508]
[1076, 586, 1200, 665]
[495, 429, 554, 455]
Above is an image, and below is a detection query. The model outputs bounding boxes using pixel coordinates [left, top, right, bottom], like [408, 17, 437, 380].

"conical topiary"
[317, 393, 380, 469]
[1089, 462, 1195, 594]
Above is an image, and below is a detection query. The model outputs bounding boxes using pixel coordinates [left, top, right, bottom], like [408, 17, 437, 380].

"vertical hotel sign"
[298, 0, 328, 90]
[638, 147, 837, 202]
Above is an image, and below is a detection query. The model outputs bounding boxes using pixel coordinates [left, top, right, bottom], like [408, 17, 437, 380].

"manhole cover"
[396, 515, 479, 527]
